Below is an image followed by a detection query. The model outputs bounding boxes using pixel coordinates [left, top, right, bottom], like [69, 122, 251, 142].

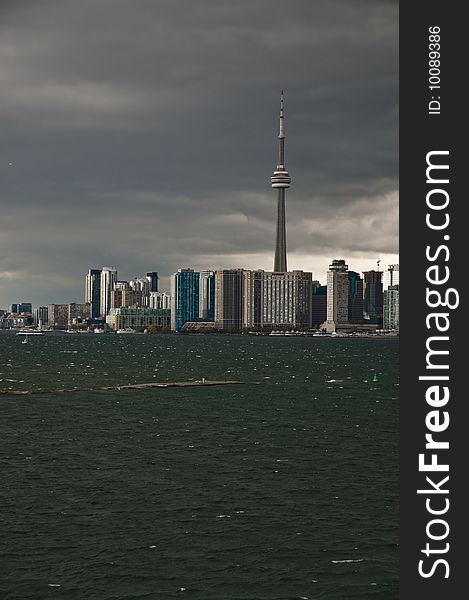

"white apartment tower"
[100, 267, 117, 318]
[321, 259, 349, 332]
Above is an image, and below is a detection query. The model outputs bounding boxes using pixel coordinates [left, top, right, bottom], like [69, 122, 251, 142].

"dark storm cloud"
[0, 0, 398, 305]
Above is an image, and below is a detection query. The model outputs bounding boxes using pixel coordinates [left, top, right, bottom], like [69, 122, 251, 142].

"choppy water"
[0, 332, 398, 599]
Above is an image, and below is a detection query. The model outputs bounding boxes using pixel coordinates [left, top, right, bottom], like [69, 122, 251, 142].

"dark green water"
[0, 333, 399, 599]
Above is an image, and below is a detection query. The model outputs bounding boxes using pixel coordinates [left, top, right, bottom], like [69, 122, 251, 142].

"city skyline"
[1, 1, 398, 306]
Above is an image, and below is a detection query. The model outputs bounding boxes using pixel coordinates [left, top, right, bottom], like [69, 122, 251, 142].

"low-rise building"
[106, 307, 170, 331]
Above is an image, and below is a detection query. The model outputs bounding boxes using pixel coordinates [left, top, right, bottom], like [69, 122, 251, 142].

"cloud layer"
[0, 0, 398, 305]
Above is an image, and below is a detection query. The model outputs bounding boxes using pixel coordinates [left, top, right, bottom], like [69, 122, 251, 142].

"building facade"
[48, 303, 90, 329]
[10, 302, 33, 314]
[262, 270, 312, 329]
[85, 268, 101, 318]
[348, 271, 364, 324]
[321, 259, 349, 332]
[170, 269, 200, 331]
[383, 284, 399, 330]
[149, 291, 171, 310]
[243, 270, 264, 329]
[33, 306, 49, 327]
[383, 264, 399, 290]
[363, 270, 383, 324]
[312, 284, 327, 327]
[106, 307, 170, 331]
[215, 269, 244, 331]
[146, 271, 159, 293]
[199, 270, 215, 321]
[100, 267, 117, 318]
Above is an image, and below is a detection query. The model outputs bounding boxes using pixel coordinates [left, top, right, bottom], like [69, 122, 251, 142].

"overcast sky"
[1, 0, 398, 306]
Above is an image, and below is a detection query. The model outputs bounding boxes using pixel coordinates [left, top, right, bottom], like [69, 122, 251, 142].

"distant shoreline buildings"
[0, 93, 398, 334]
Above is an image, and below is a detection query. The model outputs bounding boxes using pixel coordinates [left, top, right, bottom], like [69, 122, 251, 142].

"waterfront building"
[383, 264, 399, 290]
[262, 270, 312, 329]
[33, 306, 49, 327]
[199, 270, 215, 321]
[170, 269, 200, 331]
[48, 304, 69, 329]
[10, 302, 32, 314]
[106, 307, 170, 331]
[100, 267, 117, 318]
[312, 284, 327, 326]
[242, 269, 264, 329]
[146, 272, 159, 293]
[123, 290, 145, 308]
[214, 269, 244, 331]
[68, 303, 91, 326]
[271, 91, 292, 272]
[149, 291, 171, 310]
[321, 259, 349, 332]
[363, 270, 383, 324]
[242, 270, 313, 330]
[130, 277, 150, 297]
[48, 303, 90, 329]
[348, 271, 364, 323]
[383, 284, 399, 330]
[85, 269, 101, 318]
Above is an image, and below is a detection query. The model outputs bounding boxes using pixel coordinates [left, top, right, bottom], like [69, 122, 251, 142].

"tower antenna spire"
[271, 90, 292, 272]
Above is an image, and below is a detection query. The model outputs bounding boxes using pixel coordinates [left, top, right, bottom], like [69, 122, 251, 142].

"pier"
[0, 380, 245, 396]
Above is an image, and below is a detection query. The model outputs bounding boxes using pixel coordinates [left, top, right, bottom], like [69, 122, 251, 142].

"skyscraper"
[383, 284, 399, 330]
[271, 91, 292, 272]
[100, 267, 117, 318]
[85, 268, 101, 319]
[199, 270, 215, 321]
[146, 272, 159, 293]
[348, 271, 364, 323]
[170, 269, 200, 331]
[321, 259, 349, 332]
[262, 270, 312, 328]
[312, 284, 327, 326]
[214, 269, 244, 331]
[363, 270, 383, 324]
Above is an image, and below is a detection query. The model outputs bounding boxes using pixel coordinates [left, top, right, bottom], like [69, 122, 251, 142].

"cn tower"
[271, 90, 291, 272]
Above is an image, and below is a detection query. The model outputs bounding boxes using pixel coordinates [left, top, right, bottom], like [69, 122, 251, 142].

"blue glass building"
[170, 269, 200, 331]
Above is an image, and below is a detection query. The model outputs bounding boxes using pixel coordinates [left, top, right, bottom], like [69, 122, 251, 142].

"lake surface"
[0, 332, 399, 599]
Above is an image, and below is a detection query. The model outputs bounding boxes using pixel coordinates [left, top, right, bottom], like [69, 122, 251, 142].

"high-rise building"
[85, 269, 101, 318]
[199, 270, 215, 321]
[271, 91, 292, 272]
[243, 270, 264, 329]
[312, 284, 327, 326]
[215, 269, 244, 331]
[170, 269, 200, 331]
[242, 270, 313, 330]
[149, 291, 171, 310]
[363, 270, 383, 324]
[48, 304, 69, 329]
[321, 259, 349, 332]
[146, 272, 159, 293]
[68, 303, 91, 325]
[348, 271, 364, 323]
[111, 281, 130, 309]
[383, 285, 399, 330]
[10, 302, 32, 314]
[262, 270, 312, 328]
[33, 306, 49, 327]
[100, 267, 117, 318]
[383, 264, 400, 290]
[48, 303, 90, 329]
